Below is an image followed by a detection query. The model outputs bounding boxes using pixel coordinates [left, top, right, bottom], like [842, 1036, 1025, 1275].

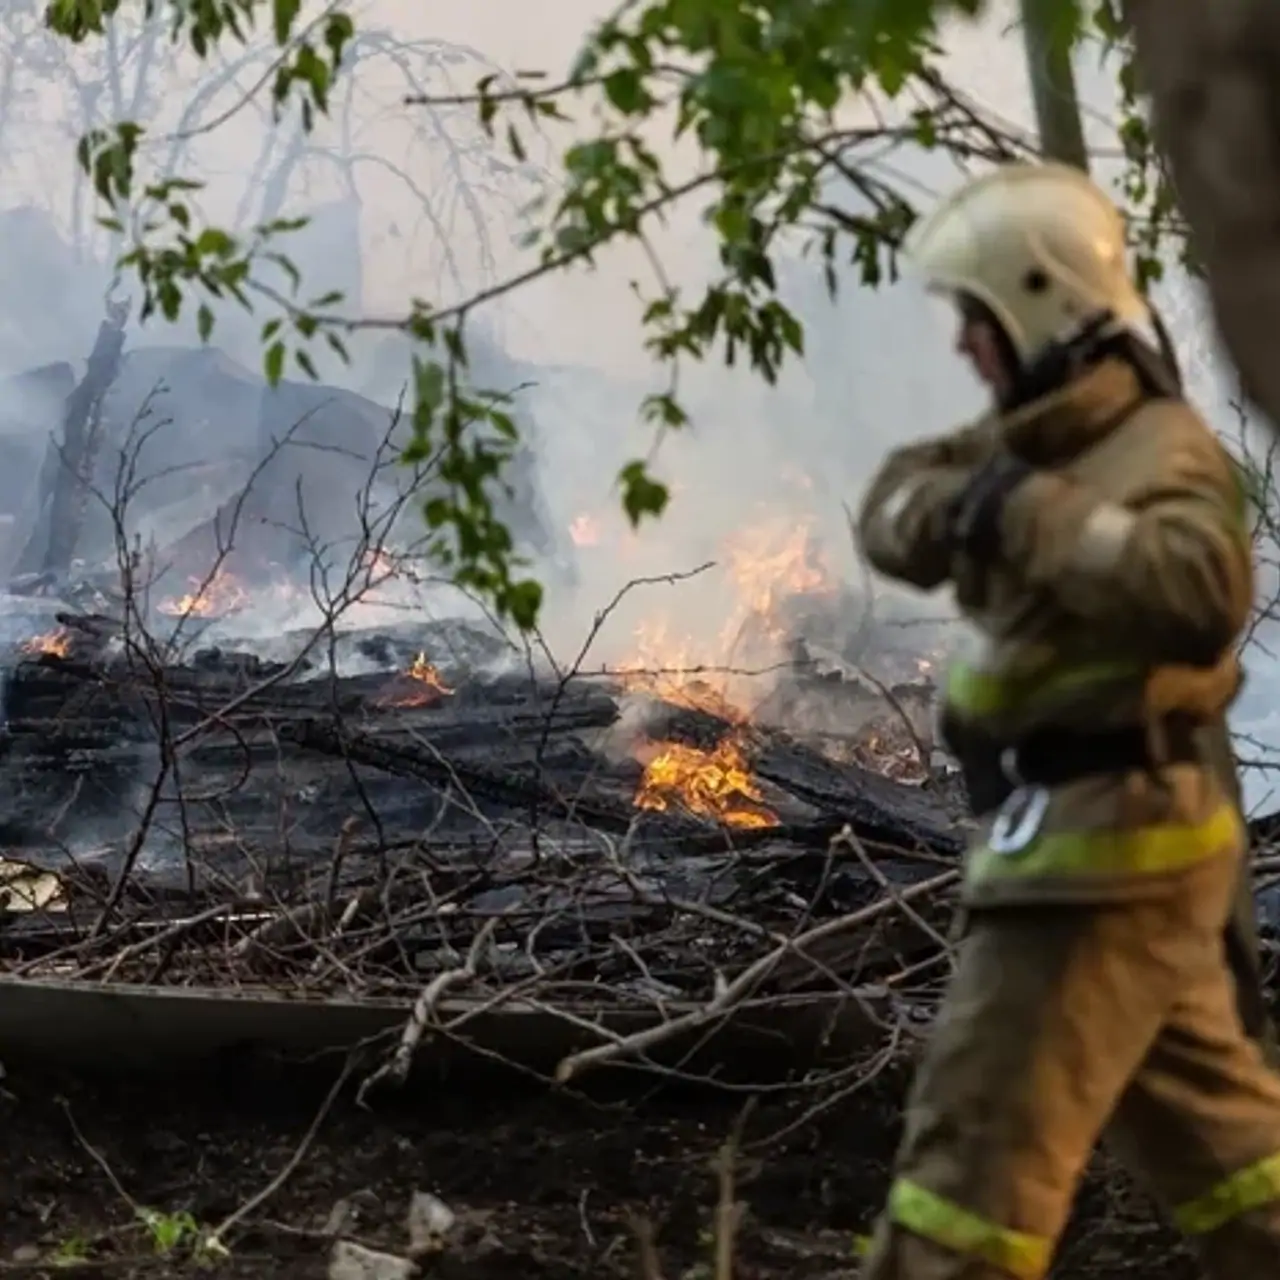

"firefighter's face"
[956, 311, 1014, 399]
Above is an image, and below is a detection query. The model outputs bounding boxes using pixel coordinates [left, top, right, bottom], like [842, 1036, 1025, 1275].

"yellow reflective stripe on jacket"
[946, 658, 1142, 717]
[888, 1180, 1052, 1280]
[967, 803, 1242, 885]
[1173, 1151, 1280, 1235]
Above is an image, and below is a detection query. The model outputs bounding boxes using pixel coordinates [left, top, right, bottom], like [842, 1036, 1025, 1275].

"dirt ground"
[0, 1058, 1198, 1279]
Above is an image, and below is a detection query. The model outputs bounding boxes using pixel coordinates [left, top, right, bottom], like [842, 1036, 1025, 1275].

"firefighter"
[855, 161, 1280, 1279]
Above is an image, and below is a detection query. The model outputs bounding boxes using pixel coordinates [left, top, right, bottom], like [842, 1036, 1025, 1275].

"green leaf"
[504, 578, 543, 631]
[264, 340, 285, 387]
[196, 304, 214, 342]
[272, 0, 302, 45]
[195, 227, 234, 258]
[618, 460, 669, 526]
[602, 67, 650, 114]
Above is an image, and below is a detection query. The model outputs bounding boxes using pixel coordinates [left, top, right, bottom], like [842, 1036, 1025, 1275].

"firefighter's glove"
[947, 455, 1036, 562]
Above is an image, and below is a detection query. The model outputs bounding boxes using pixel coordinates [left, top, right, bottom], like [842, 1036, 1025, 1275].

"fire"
[612, 517, 842, 813]
[377, 652, 454, 708]
[634, 730, 779, 829]
[722, 518, 834, 625]
[617, 519, 835, 715]
[22, 627, 71, 658]
[158, 568, 249, 618]
[617, 619, 747, 721]
[570, 513, 601, 547]
[408, 652, 451, 692]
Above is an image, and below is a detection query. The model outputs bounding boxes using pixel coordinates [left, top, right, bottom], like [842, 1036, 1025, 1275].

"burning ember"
[570, 513, 601, 547]
[634, 731, 779, 829]
[158, 569, 250, 618]
[22, 627, 72, 659]
[377, 652, 454, 708]
[851, 731, 929, 785]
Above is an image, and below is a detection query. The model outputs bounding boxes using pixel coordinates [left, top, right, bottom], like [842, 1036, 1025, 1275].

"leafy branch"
[44, 0, 1122, 632]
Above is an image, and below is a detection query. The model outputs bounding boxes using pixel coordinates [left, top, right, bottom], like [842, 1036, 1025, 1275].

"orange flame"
[634, 731, 779, 828]
[378, 652, 454, 708]
[618, 620, 747, 721]
[721, 519, 834, 631]
[22, 627, 71, 658]
[158, 569, 249, 618]
[617, 519, 834, 715]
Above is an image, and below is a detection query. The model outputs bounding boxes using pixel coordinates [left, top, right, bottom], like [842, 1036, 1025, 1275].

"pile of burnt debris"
[0, 604, 1276, 1085]
[0, 606, 964, 999]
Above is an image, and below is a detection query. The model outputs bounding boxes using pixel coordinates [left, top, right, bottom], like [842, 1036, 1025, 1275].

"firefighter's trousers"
[862, 855, 1280, 1279]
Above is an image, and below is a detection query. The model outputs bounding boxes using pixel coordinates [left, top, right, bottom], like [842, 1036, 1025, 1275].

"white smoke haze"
[1, 0, 1277, 804]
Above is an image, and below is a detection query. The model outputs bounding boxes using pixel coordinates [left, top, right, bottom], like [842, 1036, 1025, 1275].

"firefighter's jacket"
[857, 357, 1254, 908]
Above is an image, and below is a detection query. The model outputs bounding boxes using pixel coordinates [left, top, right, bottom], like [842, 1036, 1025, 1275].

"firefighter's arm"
[857, 424, 996, 589]
[998, 426, 1253, 664]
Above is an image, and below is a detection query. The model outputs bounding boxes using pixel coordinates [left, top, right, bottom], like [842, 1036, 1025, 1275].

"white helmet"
[902, 162, 1152, 361]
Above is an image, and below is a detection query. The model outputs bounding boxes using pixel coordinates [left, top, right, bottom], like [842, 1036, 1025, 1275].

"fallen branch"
[554, 869, 958, 1083]
[357, 916, 499, 1103]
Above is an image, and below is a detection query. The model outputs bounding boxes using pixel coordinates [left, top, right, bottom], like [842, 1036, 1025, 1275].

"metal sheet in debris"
[0, 977, 884, 1077]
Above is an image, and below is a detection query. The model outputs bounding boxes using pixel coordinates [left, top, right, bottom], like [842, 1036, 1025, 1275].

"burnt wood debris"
[0, 302, 1277, 1090]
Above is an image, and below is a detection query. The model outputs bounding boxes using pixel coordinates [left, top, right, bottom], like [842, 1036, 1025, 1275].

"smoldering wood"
[1, 605, 1277, 1084]
[0, 613, 969, 1004]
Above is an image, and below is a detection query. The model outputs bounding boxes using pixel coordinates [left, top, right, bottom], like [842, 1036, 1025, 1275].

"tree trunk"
[12, 299, 129, 578]
[1020, 0, 1089, 170]
[1125, 0, 1280, 428]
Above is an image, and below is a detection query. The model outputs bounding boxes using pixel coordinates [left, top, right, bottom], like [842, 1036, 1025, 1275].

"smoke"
[2, 0, 1277, 800]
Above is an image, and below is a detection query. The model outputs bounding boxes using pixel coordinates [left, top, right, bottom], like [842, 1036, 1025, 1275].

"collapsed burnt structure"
[0, 307, 1276, 1093]
[0, 588, 1275, 1085]
[0, 607, 962, 1000]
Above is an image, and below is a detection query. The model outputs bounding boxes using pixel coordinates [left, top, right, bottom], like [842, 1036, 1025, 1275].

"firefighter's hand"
[947, 454, 1036, 562]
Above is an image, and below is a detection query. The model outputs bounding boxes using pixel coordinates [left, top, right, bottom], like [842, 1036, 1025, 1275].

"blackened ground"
[0, 1061, 1196, 1279]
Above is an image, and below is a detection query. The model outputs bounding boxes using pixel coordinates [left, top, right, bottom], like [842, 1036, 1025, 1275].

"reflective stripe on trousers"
[1174, 1151, 1280, 1235]
[965, 803, 1243, 887]
[885, 1181, 1052, 1279]
[886, 1156, 1280, 1276]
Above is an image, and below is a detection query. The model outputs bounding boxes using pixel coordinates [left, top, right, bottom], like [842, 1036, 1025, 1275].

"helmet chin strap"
[1003, 308, 1183, 410]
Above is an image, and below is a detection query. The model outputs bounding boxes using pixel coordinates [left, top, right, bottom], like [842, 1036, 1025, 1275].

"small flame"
[158, 569, 249, 618]
[618, 620, 748, 721]
[22, 627, 71, 658]
[722, 519, 834, 623]
[634, 731, 779, 828]
[615, 517, 836, 723]
[378, 652, 454, 708]
[408, 653, 451, 691]
[570, 513, 601, 547]
[364, 549, 398, 579]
